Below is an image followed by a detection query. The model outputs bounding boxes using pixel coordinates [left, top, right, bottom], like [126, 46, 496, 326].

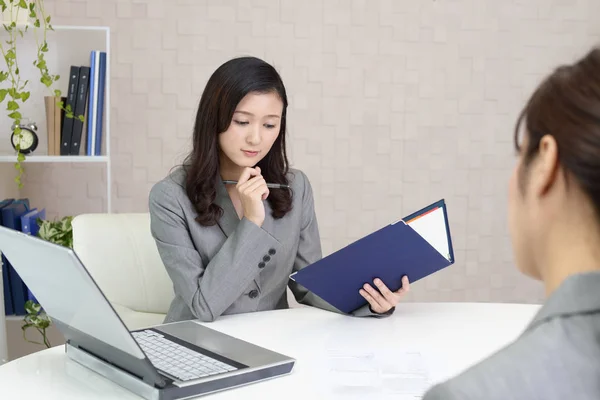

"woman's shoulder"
[149, 166, 188, 206]
[286, 167, 315, 201]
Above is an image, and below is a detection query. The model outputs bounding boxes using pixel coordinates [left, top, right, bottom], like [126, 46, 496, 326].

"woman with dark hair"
[424, 47, 600, 399]
[149, 56, 410, 323]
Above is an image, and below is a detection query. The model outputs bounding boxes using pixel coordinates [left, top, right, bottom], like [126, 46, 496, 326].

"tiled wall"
[8, 0, 600, 304]
[0, 166, 18, 200]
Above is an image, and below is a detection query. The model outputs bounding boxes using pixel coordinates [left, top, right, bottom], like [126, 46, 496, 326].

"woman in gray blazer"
[424, 47, 600, 399]
[149, 56, 410, 323]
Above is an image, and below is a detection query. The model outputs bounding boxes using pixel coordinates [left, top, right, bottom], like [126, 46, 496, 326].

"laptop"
[0, 225, 295, 399]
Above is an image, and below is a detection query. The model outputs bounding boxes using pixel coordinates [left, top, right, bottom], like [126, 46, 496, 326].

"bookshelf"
[0, 25, 112, 212]
[1, 25, 111, 363]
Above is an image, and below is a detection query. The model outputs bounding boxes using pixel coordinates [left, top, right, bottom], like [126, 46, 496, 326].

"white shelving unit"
[0, 155, 108, 163]
[0, 25, 111, 212]
[0, 25, 111, 364]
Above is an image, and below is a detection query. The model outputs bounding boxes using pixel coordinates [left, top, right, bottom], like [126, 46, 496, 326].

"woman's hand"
[236, 166, 269, 227]
[359, 275, 410, 314]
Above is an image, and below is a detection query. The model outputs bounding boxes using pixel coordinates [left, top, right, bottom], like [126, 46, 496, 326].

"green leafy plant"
[36, 215, 73, 248]
[0, 1, 83, 188]
[22, 300, 51, 348]
[21, 215, 73, 348]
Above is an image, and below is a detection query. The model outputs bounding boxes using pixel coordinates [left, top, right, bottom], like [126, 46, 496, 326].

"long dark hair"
[183, 56, 292, 226]
[514, 47, 600, 218]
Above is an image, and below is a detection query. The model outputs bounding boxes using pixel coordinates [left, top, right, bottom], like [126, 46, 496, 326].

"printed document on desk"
[325, 348, 430, 399]
[307, 325, 443, 399]
[290, 199, 455, 314]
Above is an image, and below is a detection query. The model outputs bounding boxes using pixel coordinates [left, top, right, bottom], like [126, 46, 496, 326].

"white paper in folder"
[405, 205, 451, 262]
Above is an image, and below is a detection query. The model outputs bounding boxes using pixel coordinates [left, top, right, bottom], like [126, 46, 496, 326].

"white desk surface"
[0, 302, 541, 399]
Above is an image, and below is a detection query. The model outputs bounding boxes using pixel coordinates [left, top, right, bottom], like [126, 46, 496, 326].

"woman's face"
[219, 91, 283, 169]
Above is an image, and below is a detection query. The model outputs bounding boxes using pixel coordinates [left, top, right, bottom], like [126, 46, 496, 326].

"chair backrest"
[72, 213, 174, 314]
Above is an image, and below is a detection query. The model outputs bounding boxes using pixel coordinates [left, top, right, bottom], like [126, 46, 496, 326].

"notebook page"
[405, 206, 450, 261]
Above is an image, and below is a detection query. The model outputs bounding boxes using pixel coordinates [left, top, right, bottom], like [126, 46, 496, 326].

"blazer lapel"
[214, 178, 281, 250]
[214, 179, 240, 237]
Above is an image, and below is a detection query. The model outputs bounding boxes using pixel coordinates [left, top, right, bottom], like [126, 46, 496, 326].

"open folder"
[289, 199, 455, 314]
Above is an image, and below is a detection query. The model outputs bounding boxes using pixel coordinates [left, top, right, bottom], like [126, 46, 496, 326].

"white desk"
[0, 302, 540, 399]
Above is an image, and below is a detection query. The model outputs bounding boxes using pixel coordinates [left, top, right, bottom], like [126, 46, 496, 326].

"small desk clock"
[10, 119, 38, 154]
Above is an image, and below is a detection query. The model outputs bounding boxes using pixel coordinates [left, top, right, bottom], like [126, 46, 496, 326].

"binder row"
[0, 198, 45, 316]
[46, 50, 106, 156]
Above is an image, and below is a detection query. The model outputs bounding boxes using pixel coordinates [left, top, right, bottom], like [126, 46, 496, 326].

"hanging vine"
[0, 0, 79, 187]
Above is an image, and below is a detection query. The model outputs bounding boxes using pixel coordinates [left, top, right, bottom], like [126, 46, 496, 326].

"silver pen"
[222, 180, 290, 189]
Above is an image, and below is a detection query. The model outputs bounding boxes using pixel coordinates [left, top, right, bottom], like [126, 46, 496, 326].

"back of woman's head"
[515, 47, 600, 220]
[184, 56, 291, 226]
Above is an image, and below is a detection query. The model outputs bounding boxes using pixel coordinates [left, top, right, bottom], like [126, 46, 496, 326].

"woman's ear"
[531, 134, 560, 197]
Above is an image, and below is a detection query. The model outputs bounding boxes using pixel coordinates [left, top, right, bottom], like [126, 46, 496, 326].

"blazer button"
[258, 262, 266, 269]
[249, 290, 259, 299]
[268, 248, 276, 255]
[263, 255, 271, 262]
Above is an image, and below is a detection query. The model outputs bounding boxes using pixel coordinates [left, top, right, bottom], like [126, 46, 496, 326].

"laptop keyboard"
[132, 329, 238, 381]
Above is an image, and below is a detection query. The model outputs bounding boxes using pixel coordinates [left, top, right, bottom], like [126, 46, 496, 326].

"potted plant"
[21, 215, 73, 348]
[36, 214, 73, 248]
[0, 0, 81, 188]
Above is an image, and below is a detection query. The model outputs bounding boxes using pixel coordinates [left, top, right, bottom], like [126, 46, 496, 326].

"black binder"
[69, 66, 90, 155]
[60, 66, 80, 155]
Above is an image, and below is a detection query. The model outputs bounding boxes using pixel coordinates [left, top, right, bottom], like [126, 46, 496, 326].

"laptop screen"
[0, 227, 145, 359]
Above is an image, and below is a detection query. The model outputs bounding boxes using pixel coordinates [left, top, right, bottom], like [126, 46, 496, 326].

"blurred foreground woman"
[424, 47, 600, 400]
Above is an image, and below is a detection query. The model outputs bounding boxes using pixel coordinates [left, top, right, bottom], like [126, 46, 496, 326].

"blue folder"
[0, 198, 15, 315]
[20, 207, 46, 304]
[290, 199, 455, 314]
[1, 199, 31, 315]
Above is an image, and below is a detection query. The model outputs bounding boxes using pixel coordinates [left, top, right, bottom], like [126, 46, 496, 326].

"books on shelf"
[44, 95, 65, 156]
[88, 51, 107, 156]
[45, 50, 106, 157]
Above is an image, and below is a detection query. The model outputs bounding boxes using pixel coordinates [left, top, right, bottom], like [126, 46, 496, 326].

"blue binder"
[20, 207, 46, 304]
[20, 207, 45, 236]
[1, 199, 31, 315]
[290, 199, 455, 314]
[0, 198, 15, 315]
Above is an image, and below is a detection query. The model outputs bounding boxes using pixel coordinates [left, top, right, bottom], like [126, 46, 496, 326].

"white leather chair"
[72, 213, 173, 330]
[72, 213, 303, 331]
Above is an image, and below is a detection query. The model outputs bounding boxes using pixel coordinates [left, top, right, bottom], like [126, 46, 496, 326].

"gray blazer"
[423, 271, 600, 400]
[148, 167, 383, 323]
